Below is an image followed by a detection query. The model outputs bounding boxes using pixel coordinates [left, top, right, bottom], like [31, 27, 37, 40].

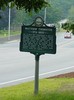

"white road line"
[0, 66, 74, 86]
[40, 66, 74, 76]
[0, 76, 34, 86]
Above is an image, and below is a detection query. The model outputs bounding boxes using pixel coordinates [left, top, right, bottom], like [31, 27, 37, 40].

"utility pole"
[44, 0, 47, 23]
[8, 2, 11, 40]
[44, 7, 47, 23]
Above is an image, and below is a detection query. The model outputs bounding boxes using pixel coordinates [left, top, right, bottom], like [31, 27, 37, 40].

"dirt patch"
[49, 72, 74, 78]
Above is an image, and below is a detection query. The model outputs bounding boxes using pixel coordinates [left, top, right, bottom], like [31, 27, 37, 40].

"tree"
[0, 7, 16, 29]
[62, 6, 74, 35]
[68, 6, 74, 22]
[46, 6, 62, 24]
[62, 22, 74, 35]
[49, 0, 74, 19]
[0, 0, 48, 12]
[68, 6, 74, 34]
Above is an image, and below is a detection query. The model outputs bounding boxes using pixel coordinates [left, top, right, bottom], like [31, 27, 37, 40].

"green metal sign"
[20, 16, 56, 94]
[20, 17, 56, 55]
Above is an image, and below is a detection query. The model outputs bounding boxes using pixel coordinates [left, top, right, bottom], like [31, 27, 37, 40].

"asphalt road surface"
[0, 32, 74, 87]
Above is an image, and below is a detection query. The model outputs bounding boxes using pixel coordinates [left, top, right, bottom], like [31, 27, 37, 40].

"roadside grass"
[0, 28, 65, 38]
[0, 78, 74, 100]
[0, 30, 20, 37]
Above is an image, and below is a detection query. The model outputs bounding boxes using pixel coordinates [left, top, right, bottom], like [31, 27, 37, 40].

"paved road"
[0, 32, 74, 87]
[0, 35, 20, 44]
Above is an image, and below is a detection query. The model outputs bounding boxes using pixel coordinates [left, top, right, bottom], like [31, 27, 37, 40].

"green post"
[34, 54, 40, 94]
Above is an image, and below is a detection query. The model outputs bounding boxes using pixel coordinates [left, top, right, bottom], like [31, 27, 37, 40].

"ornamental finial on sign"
[34, 16, 44, 27]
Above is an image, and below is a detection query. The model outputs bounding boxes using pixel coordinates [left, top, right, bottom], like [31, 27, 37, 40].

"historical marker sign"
[20, 17, 56, 55]
[20, 16, 56, 94]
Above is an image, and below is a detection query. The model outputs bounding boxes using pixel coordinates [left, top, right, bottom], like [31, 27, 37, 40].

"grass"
[0, 78, 74, 100]
[0, 28, 65, 38]
[0, 30, 20, 37]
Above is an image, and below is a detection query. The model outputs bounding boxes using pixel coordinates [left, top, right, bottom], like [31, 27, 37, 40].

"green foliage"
[46, 6, 62, 24]
[62, 22, 74, 35]
[0, 30, 20, 37]
[67, 6, 74, 34]
[12, 0, 74, 26]
[68, 6, 74, 21]
[0, 7, 16, 30]
[49, 0, 74, 19]
[62, 5, 74, 34]
[70, 24, 74, 34]
[0, 0, 48, 12]
[62, 23, 70, 30]
[0, 0, 74, 30]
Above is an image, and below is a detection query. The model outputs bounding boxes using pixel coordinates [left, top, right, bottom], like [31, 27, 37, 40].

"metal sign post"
[20, 16, 56, 95]
[34, 54, 40, 94]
